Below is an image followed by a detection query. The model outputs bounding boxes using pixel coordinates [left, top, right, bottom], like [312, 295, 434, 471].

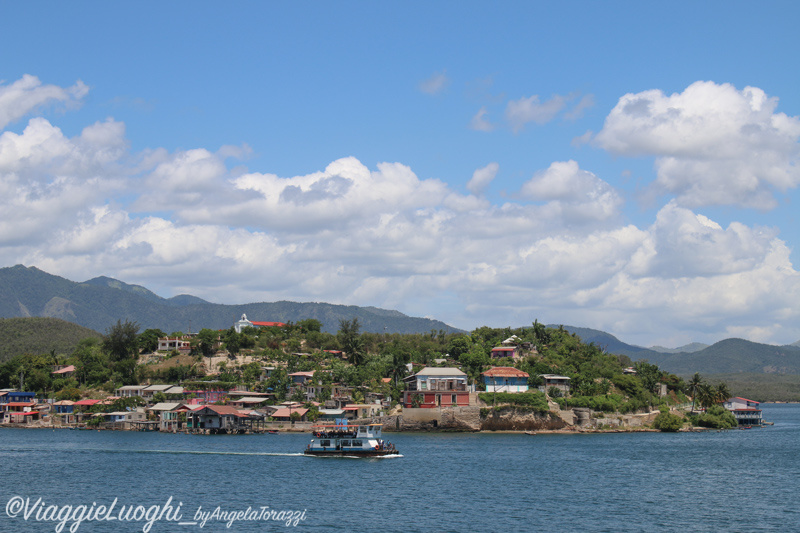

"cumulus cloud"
[419, 70, 449, 95]
[3, 75, 800, 346]
[0, 74, 87, 130]
[594, 81, 800, 209]
[467, 162, 498, 195]
[519, 160, 624, 224]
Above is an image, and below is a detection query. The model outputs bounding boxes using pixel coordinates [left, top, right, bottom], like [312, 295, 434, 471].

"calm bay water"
[1, 404, 799, 532]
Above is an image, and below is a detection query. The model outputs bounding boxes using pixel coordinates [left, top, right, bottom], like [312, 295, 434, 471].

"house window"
[420, 380, 427, 390]
[452, 394, 457, 405]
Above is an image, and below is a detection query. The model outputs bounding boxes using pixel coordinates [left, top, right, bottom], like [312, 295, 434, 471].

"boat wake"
[82, 449, 308, 457]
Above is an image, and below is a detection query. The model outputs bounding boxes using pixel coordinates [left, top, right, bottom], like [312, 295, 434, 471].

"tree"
[696, 382, 717, 409]
[223, 328, 242, 355]
[688, 373, 703, 411]
[138, 329, 166, 354]
[194, 329, 219, 356]
[338, 318, 364, 366]
[715, 383, 731, 404]
[103, 320, 140, 362]
[298, 319, 322, 333]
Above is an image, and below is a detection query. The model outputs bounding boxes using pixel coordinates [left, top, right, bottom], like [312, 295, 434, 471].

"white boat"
[304, 421, 399, 457]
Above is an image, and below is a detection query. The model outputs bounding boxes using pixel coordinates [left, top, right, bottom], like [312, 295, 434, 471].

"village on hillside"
[0, 315, 760, 433]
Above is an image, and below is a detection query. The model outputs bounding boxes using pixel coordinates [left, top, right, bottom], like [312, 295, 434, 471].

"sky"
[1, 2, 799, 348]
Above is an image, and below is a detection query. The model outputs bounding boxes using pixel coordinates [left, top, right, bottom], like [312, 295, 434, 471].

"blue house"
[1, 391, 36, 404]
[482, 367, 530, 393]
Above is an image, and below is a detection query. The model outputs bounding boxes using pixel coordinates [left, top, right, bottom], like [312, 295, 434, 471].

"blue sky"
[2, 2, 799, 347]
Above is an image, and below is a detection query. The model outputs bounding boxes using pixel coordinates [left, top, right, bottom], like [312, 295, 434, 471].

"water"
[1, 404, 798, 532]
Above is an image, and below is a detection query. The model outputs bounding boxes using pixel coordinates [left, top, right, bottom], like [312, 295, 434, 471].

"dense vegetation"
[0, 317, 102, 363]
[0, 317, 735, 422]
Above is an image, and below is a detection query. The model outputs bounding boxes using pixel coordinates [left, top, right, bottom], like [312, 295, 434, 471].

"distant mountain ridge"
[0, 265, 461, 335]
[557, 325, 800, 376]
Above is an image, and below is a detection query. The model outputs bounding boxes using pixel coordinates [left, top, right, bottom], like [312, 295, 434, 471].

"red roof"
[251, 321, 288, 328]
[201, 405, 247, 417]
[5, 402, 36, 407]
[482, 367, 529, 378]
[74, 399, 101, 406]
[491, 347, 516, 351]
[732, 397, 759, 404]
[52, 365, 75, 374]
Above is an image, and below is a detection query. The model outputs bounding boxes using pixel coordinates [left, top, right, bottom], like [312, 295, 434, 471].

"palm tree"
[715, 383, 731, 404]
[696, 382, 716, 409]
[688, 373, 703, 412]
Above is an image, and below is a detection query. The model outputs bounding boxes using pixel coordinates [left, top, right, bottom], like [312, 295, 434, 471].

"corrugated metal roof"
[482, 366, 529, 378]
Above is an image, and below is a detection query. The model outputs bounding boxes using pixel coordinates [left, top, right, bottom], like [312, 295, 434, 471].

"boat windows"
[341, 440, 351, 447]
[352, 440, 362, 447]
[320, 440, 330, 447]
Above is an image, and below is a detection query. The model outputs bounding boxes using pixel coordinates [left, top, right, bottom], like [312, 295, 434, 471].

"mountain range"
[0, 265, 460, 336]
[3, 264, 800, 378]
[556, 325, 800, 376]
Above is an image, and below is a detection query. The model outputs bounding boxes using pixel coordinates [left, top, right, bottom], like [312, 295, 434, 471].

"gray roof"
[148, 402, 184, 411]
[415, 367, 467, 377]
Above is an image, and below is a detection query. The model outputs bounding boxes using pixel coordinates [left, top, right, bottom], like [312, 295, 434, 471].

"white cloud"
[505, 93, 567, 132]
[419, 70, 449, 95]
[469, 107, 494, 132]
[0, 74, 87, 130]
[467, 162, 498, 194]
[3, 75, 800, 346]
[594, 81, 800, 209]
[519, 160, 624, 224]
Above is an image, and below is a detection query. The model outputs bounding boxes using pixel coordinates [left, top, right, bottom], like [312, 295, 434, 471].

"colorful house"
[482, 367, 530, 393]
[490, 346, 521, 360]
[403, 367, 471, 408]
[723, 397, 763, 426]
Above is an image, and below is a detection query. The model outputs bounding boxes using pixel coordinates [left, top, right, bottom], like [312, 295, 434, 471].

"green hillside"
[0, 317, 101, 362]
[0, 265, 462, 336]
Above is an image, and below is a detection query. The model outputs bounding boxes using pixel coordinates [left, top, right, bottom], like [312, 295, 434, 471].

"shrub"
[697, 405, 738, 429]
[652, 411, 684, 432]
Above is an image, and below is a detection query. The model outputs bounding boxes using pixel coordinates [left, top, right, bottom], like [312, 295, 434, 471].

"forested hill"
[0, 317, 101, 362]
[559, 325, 800, 376]
[0, 265, 461, 336]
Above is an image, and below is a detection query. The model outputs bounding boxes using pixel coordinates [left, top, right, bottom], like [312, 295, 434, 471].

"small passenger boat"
[304, 421, 399, 457]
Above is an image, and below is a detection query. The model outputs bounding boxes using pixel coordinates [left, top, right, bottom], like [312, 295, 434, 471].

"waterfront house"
[2, 391, 36, 404]
[342, 403, 381, 419]
[538, 375, 571, 395]
[2, 401, 39, 424]
[482, 367, 530, 393]
[723, 397, 763, 426]
[148, 402, 192, 431]
[403, 367, 471, 408]
[186, 405, 247, 432]
[269, 406, 309, 422]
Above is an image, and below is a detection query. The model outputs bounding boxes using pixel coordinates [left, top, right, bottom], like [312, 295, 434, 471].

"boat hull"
[304, 449, 399, 457]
